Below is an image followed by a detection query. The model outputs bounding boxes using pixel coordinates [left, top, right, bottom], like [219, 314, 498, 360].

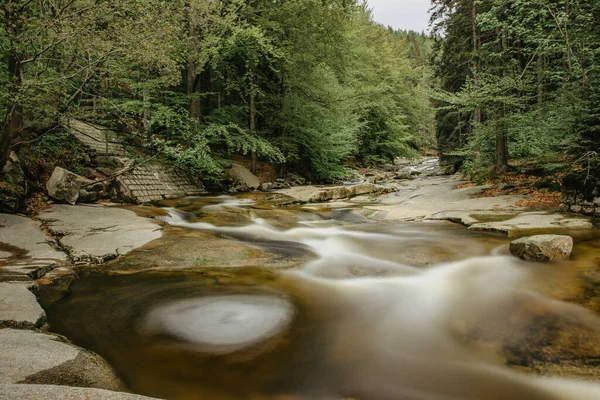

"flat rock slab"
[0, 214, 67, 282]
[0, 214, 67, 263]
[38, 205, 162, 263]
[0, 329, 123, 390]
[278, 183, 386, 203]
[364, 175, 528, 221]
[0, 384, 159, 400]
[360, 176, 593, 238]
[468, 212, 592, 236]
[0, 283, 46, 328]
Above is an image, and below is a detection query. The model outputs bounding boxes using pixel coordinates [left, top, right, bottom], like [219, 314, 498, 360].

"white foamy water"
[156, 205, 600, 399]
[143, 295, 294, 354]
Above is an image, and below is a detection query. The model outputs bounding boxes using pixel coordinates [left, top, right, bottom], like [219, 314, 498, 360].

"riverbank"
[0, 160, 598, 399]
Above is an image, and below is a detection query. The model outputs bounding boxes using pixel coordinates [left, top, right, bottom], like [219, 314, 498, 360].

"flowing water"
[44, 193, 600, 400]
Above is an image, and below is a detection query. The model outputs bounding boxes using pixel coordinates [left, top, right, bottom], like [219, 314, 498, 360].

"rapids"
[44, 194, 600, 400]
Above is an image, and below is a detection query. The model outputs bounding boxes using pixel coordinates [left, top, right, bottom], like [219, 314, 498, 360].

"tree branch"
[21, 38, 66, 65]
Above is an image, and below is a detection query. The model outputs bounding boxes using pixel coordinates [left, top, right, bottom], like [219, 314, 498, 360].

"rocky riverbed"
[0, 159, 598, 399]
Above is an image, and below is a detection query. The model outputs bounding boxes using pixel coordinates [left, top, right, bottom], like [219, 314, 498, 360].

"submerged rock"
[509, 234, 573, 261]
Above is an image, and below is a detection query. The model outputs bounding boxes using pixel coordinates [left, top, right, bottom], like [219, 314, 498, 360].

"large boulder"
[46, 167, 91, 205]
[226, 163, 260, 192]
[509, 234, 573, 261]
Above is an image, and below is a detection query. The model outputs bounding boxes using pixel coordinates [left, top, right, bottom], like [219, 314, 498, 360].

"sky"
[367, 0, 431, 33]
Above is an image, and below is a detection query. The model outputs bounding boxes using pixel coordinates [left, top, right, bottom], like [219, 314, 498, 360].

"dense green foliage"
[1, 0, 435, 182]
[431, 0, 600, 176]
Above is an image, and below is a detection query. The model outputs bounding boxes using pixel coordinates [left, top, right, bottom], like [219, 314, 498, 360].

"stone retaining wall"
[67, 119, 127, 156]
[67, 119, 206, 203]
[118, 164, 206, 203]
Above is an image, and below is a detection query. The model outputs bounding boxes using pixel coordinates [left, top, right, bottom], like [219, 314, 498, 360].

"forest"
[431, 0, 599, 182]
[2, 3, 600, 399]
[0, 0, 433, 190]
[0, 0, 598, 206]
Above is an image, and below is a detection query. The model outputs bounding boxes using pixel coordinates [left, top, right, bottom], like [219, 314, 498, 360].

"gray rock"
[46, 167, 92, 205]
[594, 197, 600, 207]
[226, 163, 260, 191]
[38, 205, 162, 263]
[277, 183, 386, 203]
[509, 234, 573, 261]
[393, 157, 418, 166]
[0, 261, 57, 282]
[0, 384, 159, 400]
[0, 152, 25, 212]
[469, 212, 592, 236]
[1, 152, 24, 185]
[0, 329, 124, 390]
[570, 205, 582, 213]
[0, 214, 67, 280]
[0, 283, 46, 328]
[582, 206, 595, 216]
[261, 182, 272, 191]
[395, 171, 413, 180]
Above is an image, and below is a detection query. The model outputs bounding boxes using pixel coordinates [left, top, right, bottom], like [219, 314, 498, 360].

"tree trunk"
[187, 60, 201, 120]
[142, 91, 151, 133]
[537, 54, 544, 115]
[472, 0, 481, 127]
[495, 125, 508, 174]
[249, 73, 257, 174]
[495, 27, 509, 175]
[185, 1, 201, 120]
[1, 2, 24, 172]
[1, 55, 24, 172]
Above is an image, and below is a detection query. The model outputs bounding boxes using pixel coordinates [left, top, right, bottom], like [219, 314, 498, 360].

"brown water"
[44, 194, 600, 400]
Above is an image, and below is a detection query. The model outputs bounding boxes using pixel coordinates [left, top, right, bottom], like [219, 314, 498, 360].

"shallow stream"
[44, 194, 600, 400]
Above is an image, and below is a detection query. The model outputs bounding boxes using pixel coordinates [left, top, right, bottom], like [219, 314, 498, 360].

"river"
[43, 192, 600, 400]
